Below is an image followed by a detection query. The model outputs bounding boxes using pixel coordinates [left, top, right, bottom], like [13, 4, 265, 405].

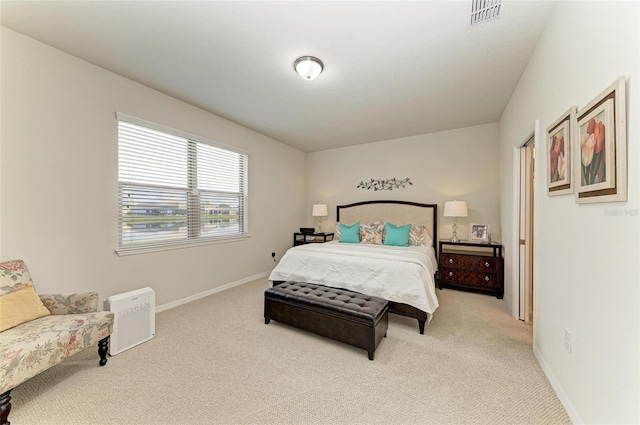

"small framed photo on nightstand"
[469, 223, 490, 242]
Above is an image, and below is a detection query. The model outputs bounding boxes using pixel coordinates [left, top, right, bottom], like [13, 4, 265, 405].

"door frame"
[511, 120, 540, 321]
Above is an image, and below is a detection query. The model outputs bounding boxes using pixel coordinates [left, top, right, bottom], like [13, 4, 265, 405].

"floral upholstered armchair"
[0, 260, 114, 425]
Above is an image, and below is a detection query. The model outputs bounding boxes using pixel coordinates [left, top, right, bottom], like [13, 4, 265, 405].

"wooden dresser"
[437, 240, 504, 299]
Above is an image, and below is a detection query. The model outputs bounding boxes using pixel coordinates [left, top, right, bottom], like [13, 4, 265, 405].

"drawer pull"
[485, 262, 490, 267]
[484, 276, 490, 282]
[448, 272, 453, 277]
[448, 258, 453, 264]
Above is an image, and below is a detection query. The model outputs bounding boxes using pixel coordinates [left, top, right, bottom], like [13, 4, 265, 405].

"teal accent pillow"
[339, 222, 360, 243]
[384, 222, 411, 246]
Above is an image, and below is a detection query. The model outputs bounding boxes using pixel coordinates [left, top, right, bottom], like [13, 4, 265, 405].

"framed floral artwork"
[574, 77, 627, 204]
[546, 107, 576, 196]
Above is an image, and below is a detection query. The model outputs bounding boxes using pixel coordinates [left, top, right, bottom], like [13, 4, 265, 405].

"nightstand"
[293, 232, 334, 246]
[437, 239, 504, 299]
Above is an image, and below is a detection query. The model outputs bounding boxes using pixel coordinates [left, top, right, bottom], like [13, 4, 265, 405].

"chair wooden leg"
[0, 390, 12, 425]
[98, 336, 109, 366]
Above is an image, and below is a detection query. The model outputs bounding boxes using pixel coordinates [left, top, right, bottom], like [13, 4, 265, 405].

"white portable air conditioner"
[104, 287, 156, 355]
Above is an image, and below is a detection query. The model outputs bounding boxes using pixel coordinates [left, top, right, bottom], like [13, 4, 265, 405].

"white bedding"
[268, 241, 439, 321]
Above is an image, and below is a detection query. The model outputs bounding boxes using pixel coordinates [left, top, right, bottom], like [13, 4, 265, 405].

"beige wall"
[0, 28, 306, 307]
[499, 2, 639, 423]
[306, 123, 501, 245]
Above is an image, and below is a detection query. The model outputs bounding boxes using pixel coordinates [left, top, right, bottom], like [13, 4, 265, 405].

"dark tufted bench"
[264, 282, 388, 360]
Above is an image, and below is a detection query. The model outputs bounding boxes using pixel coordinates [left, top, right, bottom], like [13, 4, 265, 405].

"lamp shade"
[443, 201, 468, 218]
[312, 204, 328, 217]
[294, 56, 323, 80]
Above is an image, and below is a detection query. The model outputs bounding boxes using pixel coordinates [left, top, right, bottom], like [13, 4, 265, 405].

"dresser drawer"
[439, 268, 498, 288]
[440, 253, 498, 272]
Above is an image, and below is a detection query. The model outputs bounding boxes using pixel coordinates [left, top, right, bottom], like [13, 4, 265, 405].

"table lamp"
[443, 200, 468, 243]
[312, 204, 328, 233]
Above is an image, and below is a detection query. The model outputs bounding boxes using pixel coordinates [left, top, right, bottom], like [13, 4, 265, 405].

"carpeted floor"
[9, 278, 571, 424]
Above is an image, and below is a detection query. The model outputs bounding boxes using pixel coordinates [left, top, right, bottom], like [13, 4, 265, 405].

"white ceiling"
[1, 1, 556, 152]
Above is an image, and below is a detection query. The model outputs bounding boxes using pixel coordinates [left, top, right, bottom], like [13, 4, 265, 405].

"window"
[117, 113, 248, 255]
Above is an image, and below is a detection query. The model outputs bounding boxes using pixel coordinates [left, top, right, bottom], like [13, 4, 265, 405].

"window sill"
[115, 234, 250, 256]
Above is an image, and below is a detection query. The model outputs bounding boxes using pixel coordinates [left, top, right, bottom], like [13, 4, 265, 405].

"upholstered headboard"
[336, 200, 437, 245]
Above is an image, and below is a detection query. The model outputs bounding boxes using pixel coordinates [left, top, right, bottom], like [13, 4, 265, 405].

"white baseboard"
[155, 271, 270, 313]
[533, 345, 581, 424]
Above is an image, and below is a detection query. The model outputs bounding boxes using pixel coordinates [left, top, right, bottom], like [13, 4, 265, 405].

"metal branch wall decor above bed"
[357, 177, 412, 191]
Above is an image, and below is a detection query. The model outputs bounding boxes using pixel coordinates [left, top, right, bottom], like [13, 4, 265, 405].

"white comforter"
[268, 241, 439, 321]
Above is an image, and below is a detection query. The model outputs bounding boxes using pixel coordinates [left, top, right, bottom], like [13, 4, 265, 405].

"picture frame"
[547, 106, 576, 196]
[469, 223, 489, 242]
[574, 77, 627, 204]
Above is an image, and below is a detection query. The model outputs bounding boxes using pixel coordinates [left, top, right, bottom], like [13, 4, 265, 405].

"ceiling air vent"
[470, 0, 502, 27]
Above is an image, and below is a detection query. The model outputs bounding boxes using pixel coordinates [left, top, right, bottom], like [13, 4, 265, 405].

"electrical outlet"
[564, 328, 572, 353]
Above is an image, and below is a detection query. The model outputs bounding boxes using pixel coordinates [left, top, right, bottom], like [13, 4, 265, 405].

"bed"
[268, 200, 439, 334]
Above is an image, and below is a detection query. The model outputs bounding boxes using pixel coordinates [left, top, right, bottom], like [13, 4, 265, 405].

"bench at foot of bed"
[271, 281, 427, 335]
[264, 282, 388, 360]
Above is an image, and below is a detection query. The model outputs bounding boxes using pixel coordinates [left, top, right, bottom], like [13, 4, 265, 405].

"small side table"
[293, 232, 334, 246]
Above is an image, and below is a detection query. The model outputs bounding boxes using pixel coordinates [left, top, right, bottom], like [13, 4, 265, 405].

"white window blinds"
[117, 113, 248, 254]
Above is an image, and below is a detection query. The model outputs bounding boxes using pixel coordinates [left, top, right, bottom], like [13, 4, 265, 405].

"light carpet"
[9, 278, 570, 424]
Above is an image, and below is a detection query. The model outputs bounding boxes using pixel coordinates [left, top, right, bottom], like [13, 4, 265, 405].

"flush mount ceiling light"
[294, 56, 323, 80]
